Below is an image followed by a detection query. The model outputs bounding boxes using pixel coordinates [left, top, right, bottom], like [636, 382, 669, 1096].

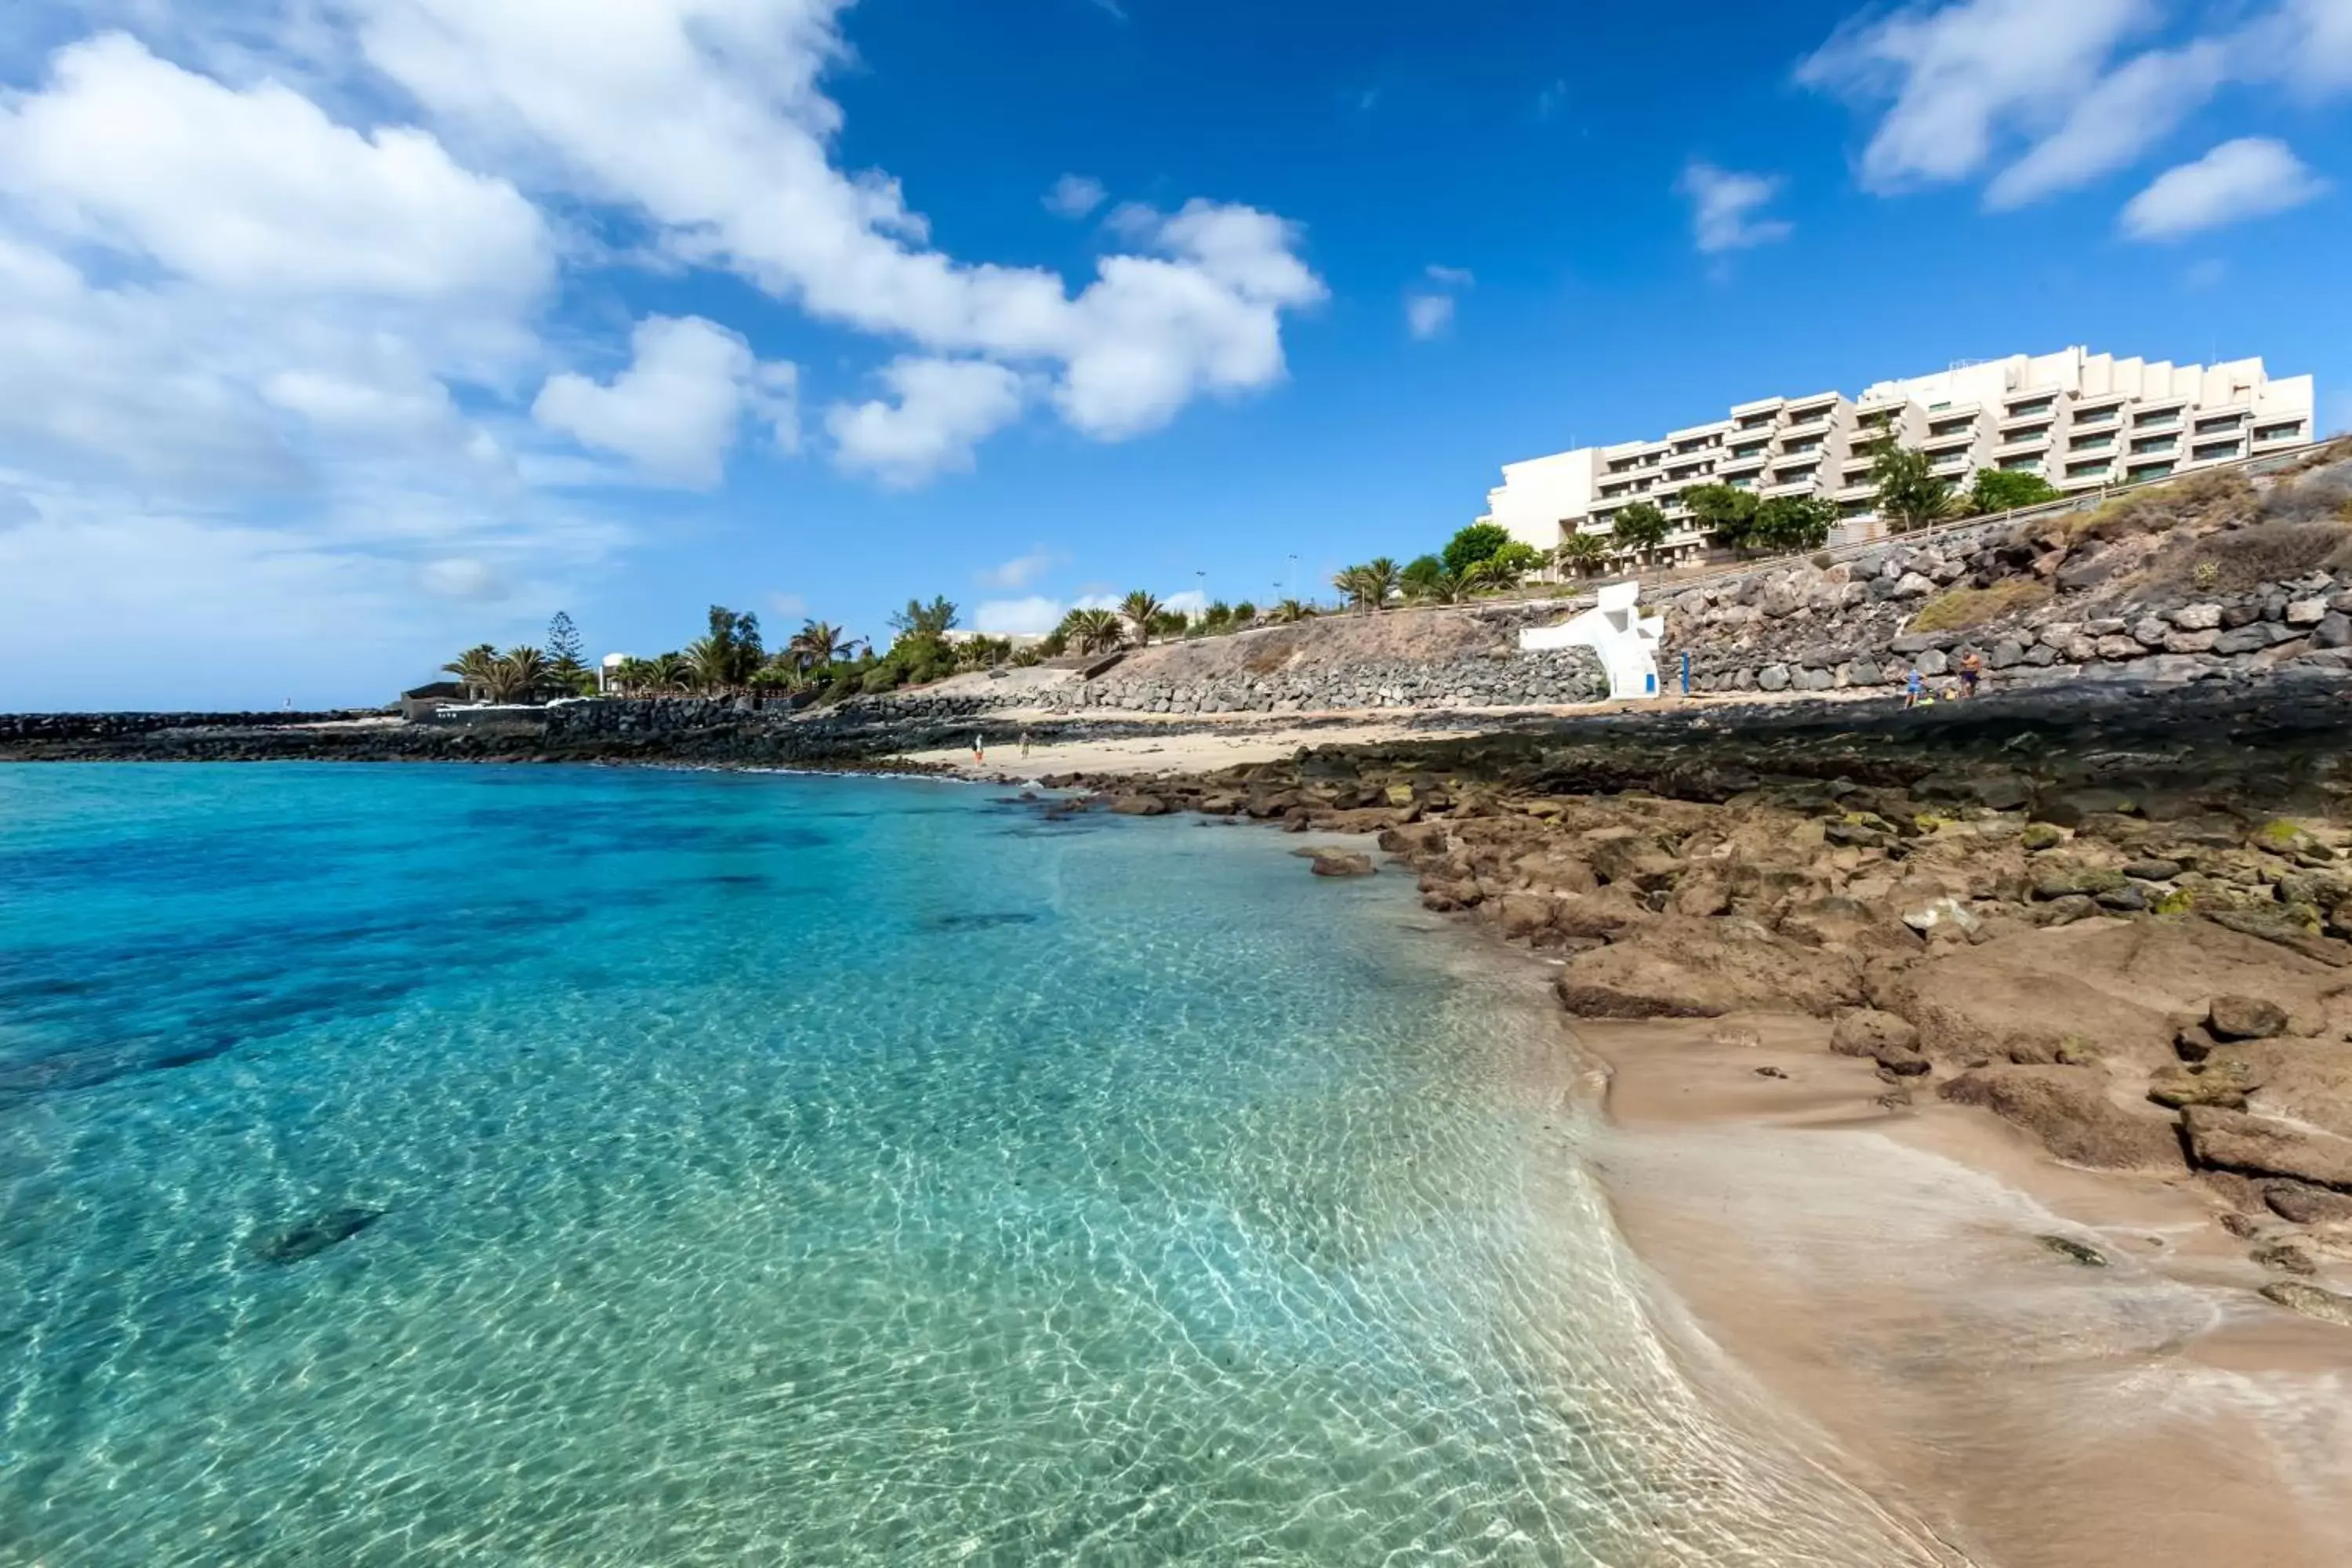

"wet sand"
[1575, 1011, 2352, 1568]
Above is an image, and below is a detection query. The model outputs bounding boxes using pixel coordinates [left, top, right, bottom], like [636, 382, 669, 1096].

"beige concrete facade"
[1482, 347, 2318, 564]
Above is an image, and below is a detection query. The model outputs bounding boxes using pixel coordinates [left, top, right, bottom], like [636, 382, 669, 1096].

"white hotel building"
[1482, 347, 2318, 564]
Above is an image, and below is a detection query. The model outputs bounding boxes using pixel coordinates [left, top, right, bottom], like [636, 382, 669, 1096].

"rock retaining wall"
[1666, 536, 2352, 696]
[1063, 650, 1606, 713]
[0, 710, 368, 742]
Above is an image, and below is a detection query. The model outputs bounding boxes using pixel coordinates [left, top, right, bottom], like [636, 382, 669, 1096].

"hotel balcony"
[1718, 451, 1769, 477]
[2252, 419, 2308, 448]
[2070, 402, 2123, 428]
[2128, 434, 2179, 456]
[1761, 478, 1819, 499]
[2190, 438, 2244, 464]
[1995, 426, 2052, 454]
[1920, 428, 1978, 456]
[2001, 395, 2060, 423]
[2125, 459, 2177, 482]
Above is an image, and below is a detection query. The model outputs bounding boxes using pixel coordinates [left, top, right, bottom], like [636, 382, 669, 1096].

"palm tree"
[1555, 532, 1610, 578]
[786, 619, 859, 671]
[1272, 597, 1316, 624]
[441, 644, 499, 700]
[484, 645, 550, 702]
[647, 652, 695, 692]
[1118, 590, 1164, 648]
[1334, 558, 1401, 612]
[1462, 556, 1524, 593]
[1063, 608, 1123, 655]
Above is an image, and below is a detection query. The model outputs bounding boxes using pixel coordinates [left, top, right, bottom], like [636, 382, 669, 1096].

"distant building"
[398, 681, 468, 721]
[1482, 347, 2318, 564]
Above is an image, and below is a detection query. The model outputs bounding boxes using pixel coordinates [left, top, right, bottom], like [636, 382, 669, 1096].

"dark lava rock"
[2036, 1233, 2109, 1267]
[249, 1207, 385, 1265]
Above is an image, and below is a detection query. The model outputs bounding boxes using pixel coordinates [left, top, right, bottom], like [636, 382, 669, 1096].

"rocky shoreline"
[1015, 672, 2352, 1334]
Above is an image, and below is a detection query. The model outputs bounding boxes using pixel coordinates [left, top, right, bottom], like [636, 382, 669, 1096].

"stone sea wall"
[1062, 650, 1607, 714]
[1667, 537, 2352, 696]
[0, 710, 366, 742]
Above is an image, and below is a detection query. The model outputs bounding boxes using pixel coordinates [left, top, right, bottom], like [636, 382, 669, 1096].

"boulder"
[2316, 612, 2352, 650]
[1304, 851, 1375, 877]
[2169, 602, 2224, 631]
[1891, 572, 1935, 599]
[2146, 1059, 2259, 1110]
[1515, 849, 1600, 896]
[2266, 1182, 2352, 1225]
[1108, 793, 1170, 815]
[1494, 893, 1557, 939]
[1550, 889, 1652, 940]
[1939, 1065, 2185, 1171]
[1553, 917, 1861, 1018]
[1831, 1007, 1922, 1057]
[2181, 1105, 2352, 1190]
[2285, 597, 2328, 628]
[2259, 1282, 2352, 1330]
[2208, 994, 2288, 1040]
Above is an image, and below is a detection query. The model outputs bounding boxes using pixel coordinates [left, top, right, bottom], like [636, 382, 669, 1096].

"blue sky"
[2, 0, 2348, 709]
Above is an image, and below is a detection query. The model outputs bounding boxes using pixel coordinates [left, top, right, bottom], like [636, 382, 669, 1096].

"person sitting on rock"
[1958, 649, 1984, 698]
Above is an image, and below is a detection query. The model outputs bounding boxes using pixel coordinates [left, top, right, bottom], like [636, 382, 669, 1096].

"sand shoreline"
[958, 734, 2352, 1567]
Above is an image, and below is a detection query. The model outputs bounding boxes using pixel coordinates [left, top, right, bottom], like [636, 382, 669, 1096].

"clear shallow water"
[0, 764, 1944, 1566]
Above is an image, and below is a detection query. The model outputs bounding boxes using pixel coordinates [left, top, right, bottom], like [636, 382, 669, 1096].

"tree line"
[1321, 438, 2066, 612]
[439, 441, 2071, 704]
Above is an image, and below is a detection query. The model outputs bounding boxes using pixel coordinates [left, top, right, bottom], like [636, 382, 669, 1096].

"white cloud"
[1804, 0, 2352, 211]
[973, 595, 1066, 635]
[354, 0, 1323, 466]
[0, 31, 549, 308]
[973, 584, 1207, 636]
[1044, 173, 1105, 219]
[1404, 293, 1455, 339]
[1424, 264, 1475, 287]
[1983, 41, 2229, 209]
[1798, 0, 2151, 192]
[978, 546, 1062, 589]
[1677, 161, 1793, 253]
[825, 357, 1026, 487]
[2121, 136, 2328, 239]
[533, 315, 797, 487]
[418, 555, 509, 601]
[2259, 0, 2352, 95]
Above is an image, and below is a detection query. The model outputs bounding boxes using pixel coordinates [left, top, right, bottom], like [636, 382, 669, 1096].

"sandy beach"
[941, 705, 2352, 1567]
[1578, 1010, 2352, 1567]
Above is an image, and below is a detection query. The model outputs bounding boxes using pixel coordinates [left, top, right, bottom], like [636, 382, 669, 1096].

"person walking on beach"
[972, 733, 985, 767]
[1904, 667, 1925, 709]
[1958, 649, 1984, 699]
[1019, 731, 1031, 760]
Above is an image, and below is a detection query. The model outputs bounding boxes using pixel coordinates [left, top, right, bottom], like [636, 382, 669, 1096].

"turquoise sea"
[0, 764, 1941, 1565]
